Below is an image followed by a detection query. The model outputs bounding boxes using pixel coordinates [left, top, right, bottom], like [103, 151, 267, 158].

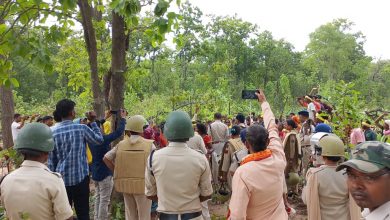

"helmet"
[315, 123, 332, 133]
[14, 123, 54, 152]
[164, 111, 194, 141]
[126, 115, 146, 133]
[286, 172, 300, 187]
[319, 135, 345, 157]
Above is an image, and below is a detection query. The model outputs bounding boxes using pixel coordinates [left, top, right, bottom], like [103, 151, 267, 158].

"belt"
[302, 145, 311, 148]
[159, 211, 202, 220]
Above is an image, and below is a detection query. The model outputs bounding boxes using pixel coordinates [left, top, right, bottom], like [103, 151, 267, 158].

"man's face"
[44, 119, 54, 127]
[346, 168, 390, 210]
[15, 116, 22, 122]
[298, 115, 306, 123]
[71, 110, 76, 120]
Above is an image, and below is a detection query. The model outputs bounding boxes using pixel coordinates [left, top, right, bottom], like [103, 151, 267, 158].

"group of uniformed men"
[1, 90, 389, 220]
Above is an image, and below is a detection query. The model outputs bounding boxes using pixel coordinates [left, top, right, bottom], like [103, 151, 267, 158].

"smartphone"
[110, 110, 118, 114]
[242, 90, 259, 99]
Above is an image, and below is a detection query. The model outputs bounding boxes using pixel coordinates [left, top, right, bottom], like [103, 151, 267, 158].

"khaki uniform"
[145, 142, 213, 219]
[220, 138, 245, 189]
[186, 134, 211, 220]
[283, 131, 301, 173]
[299, 121, 315, 175]
[105, 135, 155, 220]
[229, 148, 249, 176]
[0, 160, 73, 220]
[187, 132, 207, 154]
[208, 120, 229, 184]
[302, 165, 361, 220]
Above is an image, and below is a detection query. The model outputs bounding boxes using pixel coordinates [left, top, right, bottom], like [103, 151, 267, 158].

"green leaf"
[158, 23, 168, 34]
[154, 0, 169, 16]
[96, 5, 105, 12]
[67, 19, 75, 26]
[151, 39, 157, 48]
[0, 24, 7, 35]
[10, 78, 19, 87]
[167, 12, 176, 20]
[3, 78, 11, 88]
[131, 16, 139, 26]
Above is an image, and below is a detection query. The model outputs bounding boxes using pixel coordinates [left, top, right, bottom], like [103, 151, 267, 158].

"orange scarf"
[240, 149, 272, 166]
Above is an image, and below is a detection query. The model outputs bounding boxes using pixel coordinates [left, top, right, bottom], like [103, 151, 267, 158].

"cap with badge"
[336, 141, 390, 173]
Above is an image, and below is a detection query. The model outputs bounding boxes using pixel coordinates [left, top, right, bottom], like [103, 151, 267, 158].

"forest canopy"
[1, 1, 389, 124]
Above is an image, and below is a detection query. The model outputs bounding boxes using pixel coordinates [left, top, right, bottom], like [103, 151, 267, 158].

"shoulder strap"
[209, 123, 214, 139]
[0, 174, 8, 185]
[149, 149, 156, 176]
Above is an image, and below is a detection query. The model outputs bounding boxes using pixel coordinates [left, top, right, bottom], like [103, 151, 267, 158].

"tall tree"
[77, 0, 104, 117]
[0, 0, 71, 147]
[304, 18, 371, 81]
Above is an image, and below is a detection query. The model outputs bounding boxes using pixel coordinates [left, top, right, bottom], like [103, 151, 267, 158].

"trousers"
[66, 176, 90, 220]
[123, 193, 152, 220]
[94, 176, 114, 220]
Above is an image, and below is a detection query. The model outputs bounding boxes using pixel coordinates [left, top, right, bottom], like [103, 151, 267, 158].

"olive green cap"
[126, 115, 146, 133]
[286, 172, 300, 187]
[164, 111, 194, 141]
[336, 141, 390, 173]
[319, 135, 345, 157]
[14, 123, 54, 152]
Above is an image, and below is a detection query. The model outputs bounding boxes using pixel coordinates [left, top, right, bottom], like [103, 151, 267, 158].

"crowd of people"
[0, 90, 389, 220]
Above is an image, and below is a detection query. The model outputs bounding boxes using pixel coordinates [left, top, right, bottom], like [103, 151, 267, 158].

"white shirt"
[11, 121, 21, 142]
[308, 102, 316, 120]
[362, 201, 390, 220]
[208, 120, 229, 142]
[186, 132, 207, 154]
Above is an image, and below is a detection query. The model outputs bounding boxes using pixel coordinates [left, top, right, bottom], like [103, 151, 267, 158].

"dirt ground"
[208, 196, 307, 220]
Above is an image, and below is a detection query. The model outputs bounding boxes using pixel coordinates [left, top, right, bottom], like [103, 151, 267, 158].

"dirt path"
[208, 197, 307, 220]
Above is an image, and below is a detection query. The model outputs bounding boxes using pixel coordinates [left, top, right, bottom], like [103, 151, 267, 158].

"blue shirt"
[48, 120, 103, 186]
[89, 118, 126, 181]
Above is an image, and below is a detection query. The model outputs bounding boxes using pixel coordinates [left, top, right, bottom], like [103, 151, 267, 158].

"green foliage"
[5, 2, 388, 126]
[0, 0, 72, 86]
[0, 148, 24, 168]
[322, 80, 365, 144]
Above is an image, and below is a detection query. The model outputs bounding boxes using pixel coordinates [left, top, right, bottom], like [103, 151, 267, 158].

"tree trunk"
[109, 12, 127, 130]
[0, 85, 15, 148]
[78, 0, 104, 118]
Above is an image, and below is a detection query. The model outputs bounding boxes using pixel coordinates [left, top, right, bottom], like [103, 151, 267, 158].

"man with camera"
[229, 90, 288, 220]
[11, 113, 38, 143]
[48, 99, 104, 220]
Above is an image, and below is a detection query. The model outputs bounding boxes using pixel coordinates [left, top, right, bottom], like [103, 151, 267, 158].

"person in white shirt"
[336, 141, 390, 220]
[187, 132, 207, 154]
[306, 96, 317, 121]
[208, 112, 229, 184]
[11, 113, 26, 142]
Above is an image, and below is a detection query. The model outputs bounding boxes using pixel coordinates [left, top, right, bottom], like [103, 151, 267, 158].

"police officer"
[219, 125, 245, 189]
[298, 110, 315, 175]
[302, 134, 361, 220]
[145, 111, 213, 220]
[104, 115, 155, 220]
[336, 141, 390, 220]
[0, 123, 73, 220]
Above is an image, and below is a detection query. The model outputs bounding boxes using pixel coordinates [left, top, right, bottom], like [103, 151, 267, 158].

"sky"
[187, 0, 390, 60]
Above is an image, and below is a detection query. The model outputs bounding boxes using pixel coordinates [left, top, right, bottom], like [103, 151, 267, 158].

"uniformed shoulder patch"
[194, 149, 204, 154]
[308, 166, 326, 174]
[45, 169, 62, 178]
